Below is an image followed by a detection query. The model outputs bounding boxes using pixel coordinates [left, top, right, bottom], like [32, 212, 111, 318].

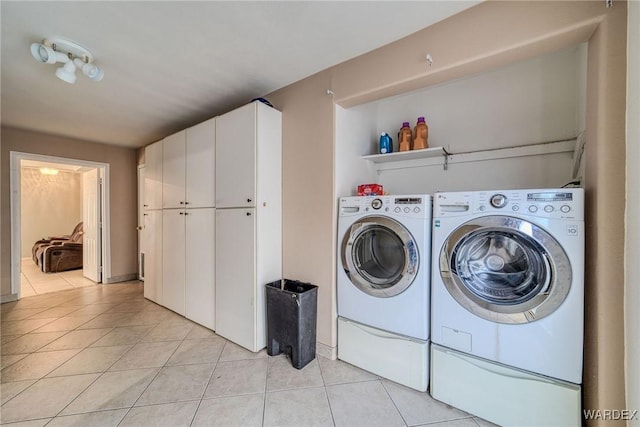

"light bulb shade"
[30, 43, 57, 64]
[55, 61, 77, 84]
[73, 59, 104, 81]
[84, 64, 104, 81]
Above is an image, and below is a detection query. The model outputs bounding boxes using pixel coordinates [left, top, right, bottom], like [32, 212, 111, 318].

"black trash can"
[266, 279, 318, 369]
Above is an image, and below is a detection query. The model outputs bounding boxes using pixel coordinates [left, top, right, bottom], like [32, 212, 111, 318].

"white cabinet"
[186, 119, 216, 208]
[162, 209, 186, 315]
[144, 117, 216, 329]
[215, 208, 256, 349]
[162, 130, 186, 209]
[144, 140, 163, 210]
[215, 103, 257, 208]
[215, 101, 282, 352]
[143, 140, 163, 304]
[162, 207, 216, 324]
[142, 102, 279, 344]
[163, 118, 216, 209]
[185, 208, 216, 330]
[142, 209, 162, 304]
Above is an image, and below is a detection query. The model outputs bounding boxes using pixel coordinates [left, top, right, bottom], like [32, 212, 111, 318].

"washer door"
[440, 216, 571, 324]
[341, 216, 419, 298]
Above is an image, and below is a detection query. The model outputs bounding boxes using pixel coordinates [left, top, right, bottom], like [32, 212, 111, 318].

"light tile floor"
[0, 283, 496, 426]
[20, 258, 99, 298]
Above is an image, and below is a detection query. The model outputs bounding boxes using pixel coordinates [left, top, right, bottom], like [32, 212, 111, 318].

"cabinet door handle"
[184, 201, 190, 205]
[143, 204, 148, 207]
[180, 201, 185, 205]
[246, 212, 252, 216]
[247, 198, 252, 203]
[179, 212, 184, 215]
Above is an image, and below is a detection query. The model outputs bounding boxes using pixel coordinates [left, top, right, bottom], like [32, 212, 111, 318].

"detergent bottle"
[379, 132, 393, 154]
[398, 122, 412, 152]
[413, 117, 429, 150]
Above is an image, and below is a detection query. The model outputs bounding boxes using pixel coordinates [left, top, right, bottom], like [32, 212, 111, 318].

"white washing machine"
[337, 195, 431, 391]
[430, 188, 584, 426]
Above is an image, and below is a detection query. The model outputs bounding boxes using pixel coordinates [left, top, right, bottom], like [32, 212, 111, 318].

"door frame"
[137, 164, 145, 280]
[9, 151, 110, 299]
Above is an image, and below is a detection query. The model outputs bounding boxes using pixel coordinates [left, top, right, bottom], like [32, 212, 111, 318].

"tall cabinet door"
[216, 103, 256, 208]
[144, 140, 163, 210]
[162, 209, 186, 315]
[185, 208, 215, 330]
[215, 208, 257, 350]
[143, 209, 162, 304]
[163, 130, 187, 209]
[186, 118, 216, 208]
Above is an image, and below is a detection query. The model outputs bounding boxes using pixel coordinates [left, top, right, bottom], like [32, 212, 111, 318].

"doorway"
[9, 152, 110, 299]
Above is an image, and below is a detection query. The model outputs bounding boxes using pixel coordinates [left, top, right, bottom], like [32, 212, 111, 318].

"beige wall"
[266, 72, 337, 348]
[626, 1, 640, 423]
[583, 3, 628, 422]
[1, 127, 138, 294]
[268, 0, 627, 422]
[2, 0, 629, 419]
[20, 168, 82, 258]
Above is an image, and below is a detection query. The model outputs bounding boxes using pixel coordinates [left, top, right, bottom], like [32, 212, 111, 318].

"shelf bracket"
[442, 148, 451, 171]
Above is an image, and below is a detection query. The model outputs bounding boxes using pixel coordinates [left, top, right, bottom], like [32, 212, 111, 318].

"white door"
[162, 209, 186, 315]
[144, 140, 163, 210]
[341, 216, 419, 298]
[186, 118, 216, 208]
[163, 130, 186, 208]
[216, 103, 256, 208]
[143, 209, 163, 304]
[138, 166, 145, 280]
[215, 208, 257, 350]
[439, 215, 571, 324]
[185, 208, 215, 329]
[83, 168, 102, 282]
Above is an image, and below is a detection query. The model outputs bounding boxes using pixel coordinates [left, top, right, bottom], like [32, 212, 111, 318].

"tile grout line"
[188, 338, 227, 426]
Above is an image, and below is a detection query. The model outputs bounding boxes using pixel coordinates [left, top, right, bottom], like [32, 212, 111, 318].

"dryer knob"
[371, 199, 383, 210]
[490, 194, 508, 208]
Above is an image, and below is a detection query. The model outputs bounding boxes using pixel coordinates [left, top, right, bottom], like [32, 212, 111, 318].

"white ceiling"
[1, 1, 478, 149]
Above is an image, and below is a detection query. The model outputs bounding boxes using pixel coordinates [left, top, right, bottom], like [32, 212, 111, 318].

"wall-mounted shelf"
[361, 146, 447, 164]
[362, 139, 577, 173]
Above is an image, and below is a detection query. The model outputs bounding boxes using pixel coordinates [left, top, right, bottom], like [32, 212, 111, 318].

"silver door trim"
[341, 216, 419, 298]
[440, 215, 571, 324]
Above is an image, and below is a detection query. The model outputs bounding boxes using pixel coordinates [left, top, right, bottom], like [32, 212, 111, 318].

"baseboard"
[316, 341, 337, 360]
[103, 273, 138, 284]
[1, 293, 19, 304]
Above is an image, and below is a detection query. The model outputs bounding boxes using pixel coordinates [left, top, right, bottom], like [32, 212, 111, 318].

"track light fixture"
[30, 37, 104, 84]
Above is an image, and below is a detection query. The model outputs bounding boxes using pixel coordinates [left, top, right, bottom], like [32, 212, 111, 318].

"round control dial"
[490, 194, 508, 208]
[371, 199, 382, 210]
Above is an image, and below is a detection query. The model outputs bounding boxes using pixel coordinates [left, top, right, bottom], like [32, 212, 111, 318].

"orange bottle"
[413, 117, 429, 150]
[398, 122, 412, 152]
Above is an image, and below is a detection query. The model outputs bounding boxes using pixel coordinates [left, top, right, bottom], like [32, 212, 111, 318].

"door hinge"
[606, 0, 613, 8]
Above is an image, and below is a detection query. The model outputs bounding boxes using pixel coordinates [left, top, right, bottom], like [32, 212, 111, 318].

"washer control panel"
[339, 195, 431, 219]
[434, 188, 584, 221]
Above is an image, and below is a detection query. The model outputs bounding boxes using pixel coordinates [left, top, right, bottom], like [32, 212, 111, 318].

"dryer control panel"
[434, 188, 584, 221]
[339, 195, 431, 219]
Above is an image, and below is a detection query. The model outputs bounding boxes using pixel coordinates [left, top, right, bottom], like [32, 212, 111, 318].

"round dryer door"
[341, 216, 419, 298]
[440, 215, 571, 324]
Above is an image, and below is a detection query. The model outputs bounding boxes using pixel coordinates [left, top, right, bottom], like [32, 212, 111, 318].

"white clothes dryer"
[430, 188, 584, 426]
[337, 195, 431, 391]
